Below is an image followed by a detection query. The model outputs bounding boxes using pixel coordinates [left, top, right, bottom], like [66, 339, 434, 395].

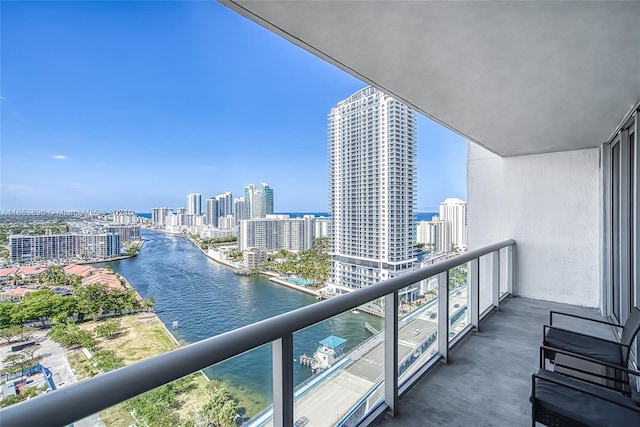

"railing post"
[437, 271, 450, 363]
[384, 291, 398, 416]
[506, 245, 515, 296]
[491, 250, 500, 310]
[272, 334, 294, 426]
[469, 259, 480, 331]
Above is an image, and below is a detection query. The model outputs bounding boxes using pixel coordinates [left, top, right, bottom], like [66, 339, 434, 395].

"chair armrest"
[532, 369, 640, 412]
[549, 310, 622, 328]
[543, 324, 624, 347]
[540, 345, 640, 378]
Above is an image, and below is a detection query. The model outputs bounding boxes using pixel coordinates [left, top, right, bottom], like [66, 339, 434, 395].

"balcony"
[2, 240, 519, 426]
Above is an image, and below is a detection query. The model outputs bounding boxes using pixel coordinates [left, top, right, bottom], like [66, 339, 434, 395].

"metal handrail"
[0, 239, 514, 427]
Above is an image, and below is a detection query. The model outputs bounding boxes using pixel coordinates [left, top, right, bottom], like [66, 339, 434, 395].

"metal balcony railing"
[0, 239, 515, 427]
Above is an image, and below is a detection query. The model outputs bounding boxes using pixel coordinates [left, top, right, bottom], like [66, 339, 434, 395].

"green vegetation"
[92, 349, 124, 372]
[257, 237, 330, 285]
[0, 283, 144, 329]
[0, 386, 40, 408]
[200, 236, 237, 249]
[47, 323, 96, 349]
[449, 264, 468, 288]
[94, 318, 121, 339]
[0, 219, 67, 244]
[227, 250, 243, 262]
[125, 245, 140, 256]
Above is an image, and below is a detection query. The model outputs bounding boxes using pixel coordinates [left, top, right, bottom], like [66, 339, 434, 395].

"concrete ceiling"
[221, 1, 640, 157]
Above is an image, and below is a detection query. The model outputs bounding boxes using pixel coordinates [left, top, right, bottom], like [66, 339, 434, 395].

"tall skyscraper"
[439, 198, 467, 250]
[244, 183, 274, 219]
[187, 193, 202, 216]
[234, 197, 246, 225]
[215, 192, 233, 218]
[329, 86, 417, 291]
[205, 197, 219, 227]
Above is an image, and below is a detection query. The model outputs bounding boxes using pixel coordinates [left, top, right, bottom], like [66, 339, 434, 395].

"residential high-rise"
[439, 198, 467, 250]
[234, 197, 246, 225]
[244, 183, 274, 219]
[215, 192, 233, 218]
[187, 193, 202, 216]
[205, 198, 219, 227]
[416, 216, 452, 254]
[151, 207, 173, 226]
[329, 86, 417, 291]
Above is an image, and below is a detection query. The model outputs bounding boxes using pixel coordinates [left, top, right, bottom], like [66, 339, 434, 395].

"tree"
[92, 349, 124, 372]
[143, 296, 156, 312]
[48, 323, 96, 349]
[94, 319, 120, 339]
[0, 325, 23, 345]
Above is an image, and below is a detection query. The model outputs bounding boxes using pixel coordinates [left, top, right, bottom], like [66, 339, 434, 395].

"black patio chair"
[531, 368, 640, 427]
[543, 307, 640, 371]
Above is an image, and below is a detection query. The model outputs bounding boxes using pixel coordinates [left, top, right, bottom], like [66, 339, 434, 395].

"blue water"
[96, 229, 383, 410]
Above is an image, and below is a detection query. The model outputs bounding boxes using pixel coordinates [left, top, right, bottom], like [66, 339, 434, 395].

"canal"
[98, 229, 383, 411]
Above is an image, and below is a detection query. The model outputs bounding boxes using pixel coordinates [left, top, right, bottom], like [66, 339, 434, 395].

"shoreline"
[163, 229, 322, 297]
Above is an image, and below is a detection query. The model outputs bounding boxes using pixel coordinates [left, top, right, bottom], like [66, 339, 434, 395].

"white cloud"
[52, 154, 68, 160]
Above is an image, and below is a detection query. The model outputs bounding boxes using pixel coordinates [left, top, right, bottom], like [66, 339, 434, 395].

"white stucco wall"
[467, 143, 600, 307]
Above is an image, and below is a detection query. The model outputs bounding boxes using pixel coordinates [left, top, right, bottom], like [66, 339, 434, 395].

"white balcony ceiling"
[222, 1, 640, 157]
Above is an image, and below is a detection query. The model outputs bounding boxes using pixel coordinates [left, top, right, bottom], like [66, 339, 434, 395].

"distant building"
[215, 192, 233, 218]
[239, 216, 314, 251]
[234, 197, 246, 225]
[10, 233, 120, 263]
[110, 210, 138, 224]
[104, 225, 140, 241]
[244, 247, 268, 269]
[439, 198, 467, 250]
[314, 217, 331, 238]
[416, 216, 452, 253]
[205, 198, 219, 227]
[244, 183, 274, 219]
[218, 215, 236, 230]
[187, 193, 202, 216]
[328, 86, 416, 291]
[151, 207, 173, 226]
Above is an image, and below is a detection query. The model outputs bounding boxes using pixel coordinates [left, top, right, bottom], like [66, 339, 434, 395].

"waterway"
[97, 229, 383, 411]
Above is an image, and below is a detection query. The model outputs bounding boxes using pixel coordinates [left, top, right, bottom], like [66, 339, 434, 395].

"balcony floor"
[376, 296, 610, 427]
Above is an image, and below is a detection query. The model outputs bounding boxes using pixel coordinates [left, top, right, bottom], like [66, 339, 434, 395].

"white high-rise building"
[329, 86, 417, 291]
[151, 207, 173, 226]
[244, 183, 274, 219]
[205, 198, 218, 226]
[439, 198, 467, 250]
[234, 197, 246, 225]
[187, 193, 202, 216]
[416, 216, 452, 254]
[239, 216, 314, 251]
[215, 192, 233, 218]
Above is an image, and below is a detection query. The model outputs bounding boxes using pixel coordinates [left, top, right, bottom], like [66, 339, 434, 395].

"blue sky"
[1, 1, 466, 213]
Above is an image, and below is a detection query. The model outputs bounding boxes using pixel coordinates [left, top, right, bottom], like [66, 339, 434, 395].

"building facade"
[244, 183, 274, 219]
[205, 197, 219, 227]
[416, 216, 452, 254]
[187, 193, 202, 216]
[151, 207, 173, 226]
[215, 192, 233, 218]
[10, 233, 120, 263]
[104, 225, 141, 241]
[439, 198, 467, 250]
[239, 216, 314, 252]
[329, 86, 417, 291]
[234, 197, 246, 225]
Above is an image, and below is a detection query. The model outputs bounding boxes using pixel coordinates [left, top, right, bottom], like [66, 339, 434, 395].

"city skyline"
[1, 1, 466, 213]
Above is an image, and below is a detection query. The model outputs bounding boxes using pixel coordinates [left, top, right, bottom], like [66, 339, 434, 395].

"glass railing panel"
[291, 306, 384, 427]
[478, 254, 494, 315]
[398, 277, 439, 385]
[448, 264, 469, 342]
[499, 247, 509, 297]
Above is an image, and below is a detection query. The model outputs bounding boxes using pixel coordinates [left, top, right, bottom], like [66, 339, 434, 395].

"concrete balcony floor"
[376, 297, 610, 427]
